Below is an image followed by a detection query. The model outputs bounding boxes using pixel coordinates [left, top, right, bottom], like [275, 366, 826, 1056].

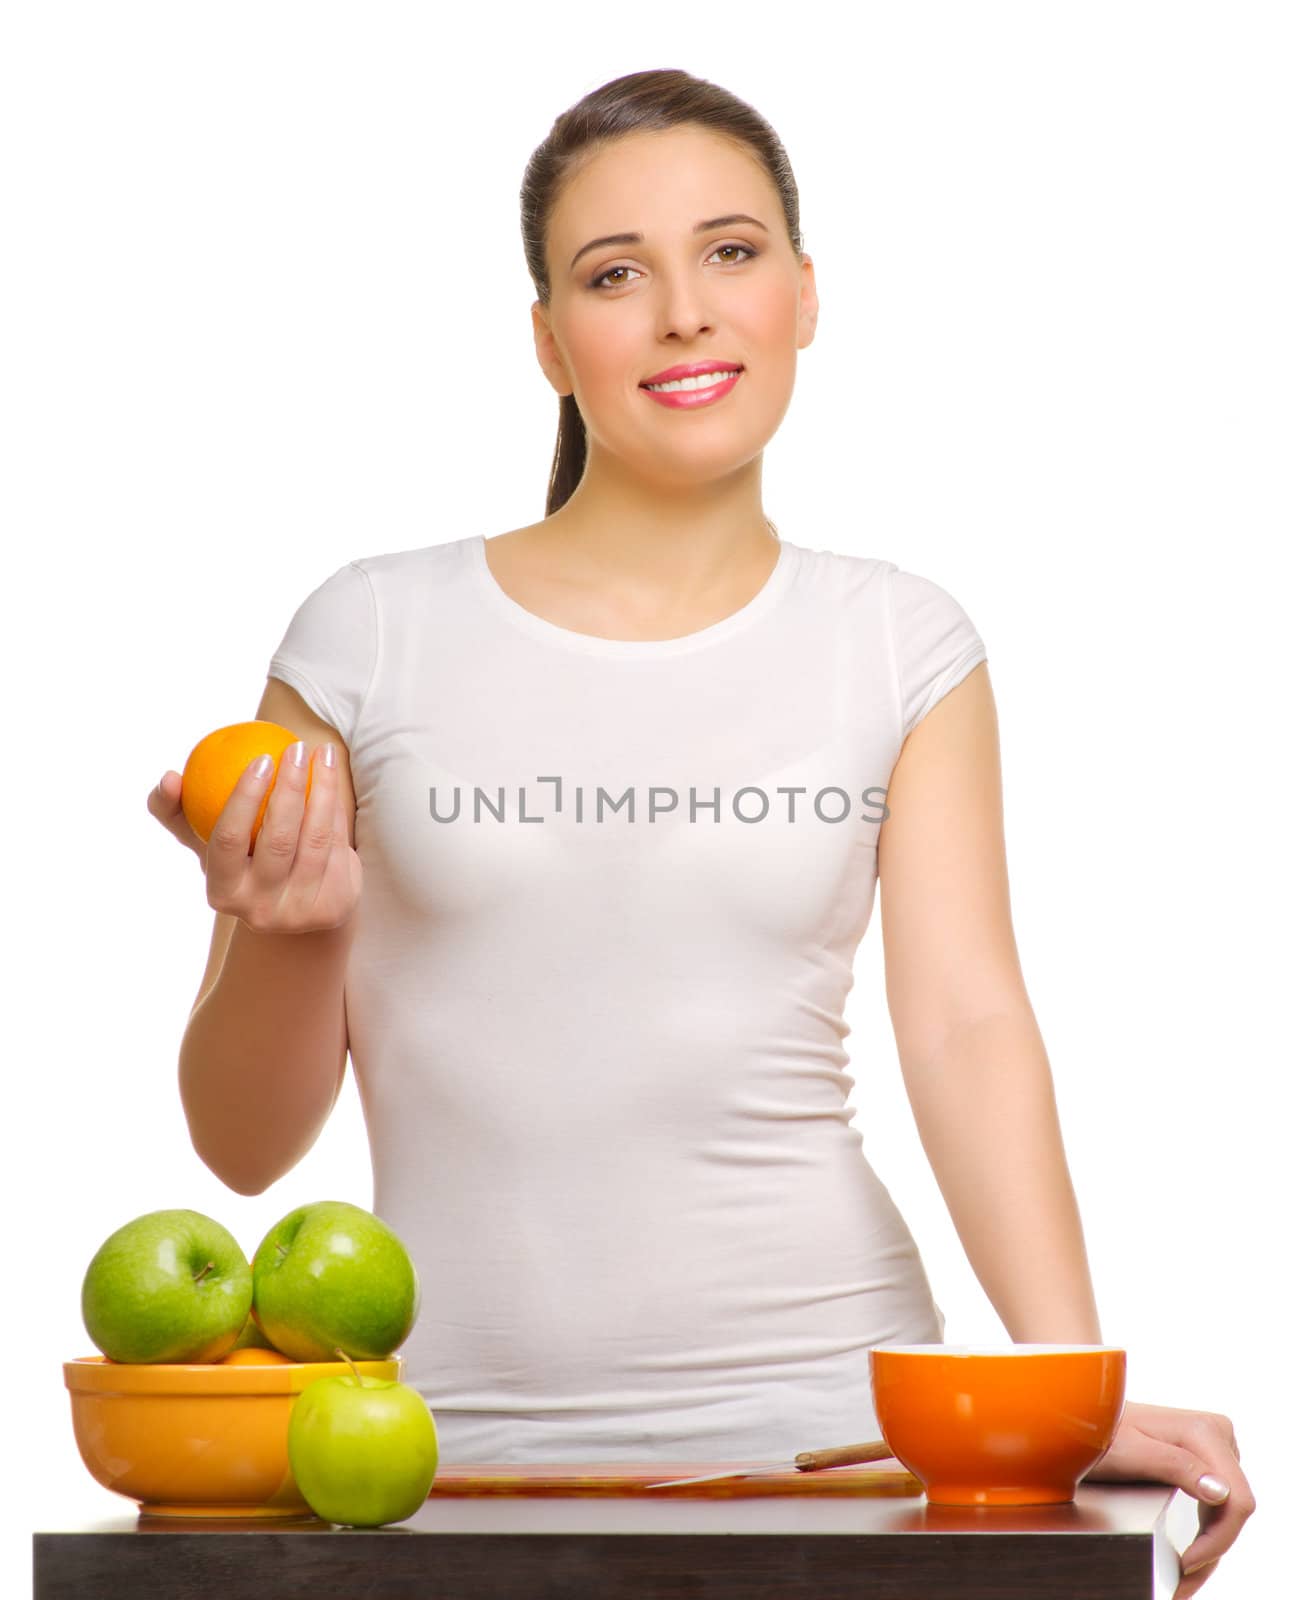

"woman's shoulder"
[277, 538, 476, 643]
[792, 541, 978, 605]
[784, 540, 896, 609]
[349, 534, 477, 581]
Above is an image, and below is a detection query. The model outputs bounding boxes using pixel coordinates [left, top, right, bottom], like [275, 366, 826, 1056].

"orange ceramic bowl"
[65, 1351, 404, 1518]
[870, 1344, 1126, 1507]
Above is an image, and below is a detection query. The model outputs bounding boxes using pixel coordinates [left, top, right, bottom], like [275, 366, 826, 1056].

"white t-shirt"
[266, 532, 988, 1463]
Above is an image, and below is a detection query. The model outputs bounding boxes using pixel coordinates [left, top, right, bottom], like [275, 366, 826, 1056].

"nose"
[652, 269, 719, 343]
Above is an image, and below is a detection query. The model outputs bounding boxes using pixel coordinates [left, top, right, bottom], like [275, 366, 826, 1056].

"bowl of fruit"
[66, 1201, 439, 1523]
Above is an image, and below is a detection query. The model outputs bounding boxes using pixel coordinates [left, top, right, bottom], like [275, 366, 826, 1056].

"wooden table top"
[34, 1468, 1195, 1599]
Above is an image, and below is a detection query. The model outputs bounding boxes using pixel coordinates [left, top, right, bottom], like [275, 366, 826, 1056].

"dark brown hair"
[520, 68, 805, 525]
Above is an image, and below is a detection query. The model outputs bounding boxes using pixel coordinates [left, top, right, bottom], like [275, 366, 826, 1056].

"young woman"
[150, 68, 1250, 1584]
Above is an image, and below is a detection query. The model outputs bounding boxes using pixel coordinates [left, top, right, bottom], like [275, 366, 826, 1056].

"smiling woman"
[520, 70, 812, 525]
[156, 64, 1252, 1584]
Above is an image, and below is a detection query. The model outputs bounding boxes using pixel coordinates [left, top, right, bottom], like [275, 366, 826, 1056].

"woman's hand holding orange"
[200, 741, 362, 934]
[147, 733, 362, 934]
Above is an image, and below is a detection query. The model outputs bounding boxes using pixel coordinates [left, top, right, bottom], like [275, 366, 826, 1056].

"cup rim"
[872, 1344, 1126, 1355]
[64, 1353, 403, 1395]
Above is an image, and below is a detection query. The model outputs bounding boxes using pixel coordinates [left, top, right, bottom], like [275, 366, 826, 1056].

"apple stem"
[335, 1346, 363, 1385]
[193, 1261, 215, 1285]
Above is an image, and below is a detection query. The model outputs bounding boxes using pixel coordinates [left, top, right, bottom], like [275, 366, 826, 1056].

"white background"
[5, 3, 1305, 1595]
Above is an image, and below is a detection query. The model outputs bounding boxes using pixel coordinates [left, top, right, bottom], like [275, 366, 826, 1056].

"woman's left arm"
[877, 662, 1255, 1589]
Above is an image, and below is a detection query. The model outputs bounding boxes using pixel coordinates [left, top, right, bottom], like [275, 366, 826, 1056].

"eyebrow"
[569, 214, 770, 272]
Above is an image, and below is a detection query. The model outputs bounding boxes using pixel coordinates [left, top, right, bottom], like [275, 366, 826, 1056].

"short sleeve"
[885, 564, 988, 745]
[267, 561, 377, 745]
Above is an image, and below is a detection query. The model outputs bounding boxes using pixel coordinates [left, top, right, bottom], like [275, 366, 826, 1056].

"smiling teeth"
[644, 370, 740, 393]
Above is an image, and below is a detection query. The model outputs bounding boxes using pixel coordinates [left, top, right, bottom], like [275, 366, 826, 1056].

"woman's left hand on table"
[1081, 1399, 1254, 1593]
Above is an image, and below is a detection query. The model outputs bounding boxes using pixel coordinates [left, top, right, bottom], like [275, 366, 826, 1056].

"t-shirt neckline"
[465, 533, 800, 659]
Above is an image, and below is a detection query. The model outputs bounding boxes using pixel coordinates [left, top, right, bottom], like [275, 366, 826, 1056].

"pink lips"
[640, 369, 744, 410]
[641, 359, 744, 384]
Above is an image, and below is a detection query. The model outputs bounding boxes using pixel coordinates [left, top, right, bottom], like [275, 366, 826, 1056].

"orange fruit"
[217, 1347, 294, 1366]
[181, 720, 312, 850]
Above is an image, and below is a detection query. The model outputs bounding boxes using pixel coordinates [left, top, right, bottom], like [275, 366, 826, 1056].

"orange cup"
[65, 1353, 403, 1518]
[870, 1344, 1126, 1506]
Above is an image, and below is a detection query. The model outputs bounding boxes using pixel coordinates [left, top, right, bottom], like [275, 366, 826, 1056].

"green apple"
[288, 1347, 439, 1526]
[230, 1311, 277, 1350]
[81, 1209, 252, 1363]
[251, 1200, 420, 1362]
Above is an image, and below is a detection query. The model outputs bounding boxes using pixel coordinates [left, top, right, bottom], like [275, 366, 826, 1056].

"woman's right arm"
[150, 675, 362, 1196]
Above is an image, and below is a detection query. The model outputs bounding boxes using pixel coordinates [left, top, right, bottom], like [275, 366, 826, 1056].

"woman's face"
[534, 126, 817, 486]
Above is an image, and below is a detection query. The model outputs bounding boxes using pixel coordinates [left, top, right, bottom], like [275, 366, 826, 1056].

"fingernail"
[1198, 1473, 1229, 1502]
[288, 740, 307, 768]
[252, 754, 273, 781]
[322, 743, 336, 768]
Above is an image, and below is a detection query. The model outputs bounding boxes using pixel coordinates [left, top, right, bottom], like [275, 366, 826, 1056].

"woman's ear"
[797, 255, 819, 350]
[531, 300, 574, 397]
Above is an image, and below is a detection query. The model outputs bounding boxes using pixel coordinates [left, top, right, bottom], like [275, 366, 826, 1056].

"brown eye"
[591, 265, 636, 290]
